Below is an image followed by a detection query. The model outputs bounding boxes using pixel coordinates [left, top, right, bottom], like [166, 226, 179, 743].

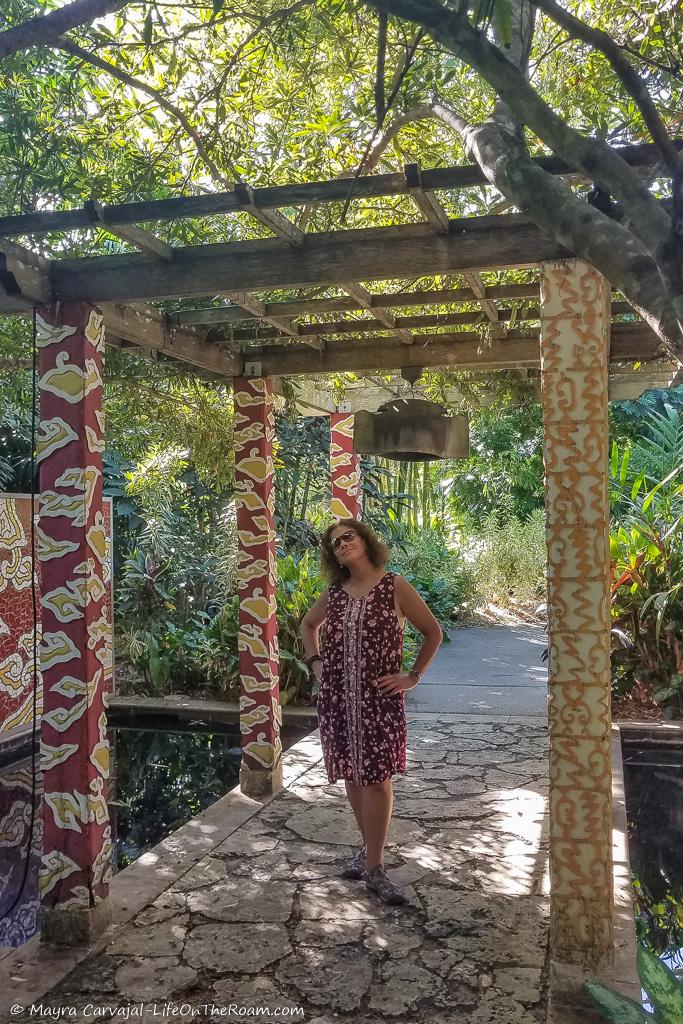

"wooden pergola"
[0, 143, 678, 964]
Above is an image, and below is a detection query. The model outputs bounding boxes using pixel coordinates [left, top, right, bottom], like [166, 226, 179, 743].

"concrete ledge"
[108, 694, 319, 732]
[0, 728, 323, 1017]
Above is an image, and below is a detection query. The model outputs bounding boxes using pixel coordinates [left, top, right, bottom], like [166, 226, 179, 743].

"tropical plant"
[609, 415, 683, 716]
[585, 945, 683, 1023]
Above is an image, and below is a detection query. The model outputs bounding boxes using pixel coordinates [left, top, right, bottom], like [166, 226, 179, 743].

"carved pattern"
[330, 414, 362, 519]
[37, 302, 112, 915]
[234, 377, 281, 774]
[540, 261, 613, 964]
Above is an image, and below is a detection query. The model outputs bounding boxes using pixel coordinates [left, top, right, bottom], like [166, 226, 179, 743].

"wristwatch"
[408, 668, 422, 684]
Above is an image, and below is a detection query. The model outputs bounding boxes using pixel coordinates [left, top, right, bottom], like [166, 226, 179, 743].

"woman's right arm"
[301, 590, 329, 671]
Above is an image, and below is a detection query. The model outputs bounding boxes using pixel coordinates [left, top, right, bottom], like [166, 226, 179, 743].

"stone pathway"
[408, 626, 548, 717]
[24, 715, 550, 1023]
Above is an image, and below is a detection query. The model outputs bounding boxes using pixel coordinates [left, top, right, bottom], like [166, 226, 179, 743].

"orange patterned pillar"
[330, 412, 362, 519]
[37, 302, 112, 944]
[540, 260, 613, 965]
[234, 377, 282, 798]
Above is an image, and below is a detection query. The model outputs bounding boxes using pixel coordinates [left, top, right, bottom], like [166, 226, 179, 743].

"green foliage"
[447, 404, 545, 531]
[585, 946, 683, 1024]
[474, 505, 547, 606]
[390, 527, 476, 620]
[609, 406, 683, 716]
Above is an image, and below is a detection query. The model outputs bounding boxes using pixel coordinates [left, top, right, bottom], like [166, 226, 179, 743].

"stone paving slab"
[14, 717, 551, 1023]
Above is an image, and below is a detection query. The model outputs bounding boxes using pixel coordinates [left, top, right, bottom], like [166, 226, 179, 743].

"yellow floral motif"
[235, 449, 269, 483]
[239, 706, 271, 734]
[86, 512, 107, 563]
[241, 588, 277, 624]
[85, 309, 105, 353]
[243, 736, 276, 768]
[41, 631, 80, 671]
[0, 498, 26, 547]
[35, 417, 78, 464]
[37, 526, 79, 562]
[41, 743, 79, 771]
[72, 558, 106, 605]
[42, 698, 87, 733]
[39, 350, 102, 404]
[85, 426, 105, 453]
[41, 582, 84, 623]
[39, 848, 80, 898]
[35, 315, 77, 349]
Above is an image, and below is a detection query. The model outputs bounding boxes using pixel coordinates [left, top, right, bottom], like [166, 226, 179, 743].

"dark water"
[110, 725, 242, 868]
[0, 722, 264, 947]
[622, 741, 683, 974]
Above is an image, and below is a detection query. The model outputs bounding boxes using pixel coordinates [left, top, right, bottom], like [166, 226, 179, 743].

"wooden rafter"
[168, 283, 541, 325]
[0, 142, 674, 240]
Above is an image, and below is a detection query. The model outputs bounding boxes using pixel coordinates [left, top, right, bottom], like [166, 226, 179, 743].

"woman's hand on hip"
[375, 673, 415, 695]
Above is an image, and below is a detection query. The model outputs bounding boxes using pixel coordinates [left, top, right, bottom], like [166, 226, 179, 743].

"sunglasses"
[331, 529, 357, 551]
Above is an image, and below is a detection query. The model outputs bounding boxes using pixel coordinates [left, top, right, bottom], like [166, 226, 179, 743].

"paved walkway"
[408, 626, 548, 718]
[8, 716, 551, 1023]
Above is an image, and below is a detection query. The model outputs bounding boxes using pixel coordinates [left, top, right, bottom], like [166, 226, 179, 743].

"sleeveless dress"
[317, 572, 407, 786]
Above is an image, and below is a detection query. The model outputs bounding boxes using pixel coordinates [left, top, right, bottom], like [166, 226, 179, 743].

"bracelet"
[305, 653, 323, 667]
[408, 667, 423, 682]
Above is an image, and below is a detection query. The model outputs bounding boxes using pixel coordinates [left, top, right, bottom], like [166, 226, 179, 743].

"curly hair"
[319, 519, 390, 585]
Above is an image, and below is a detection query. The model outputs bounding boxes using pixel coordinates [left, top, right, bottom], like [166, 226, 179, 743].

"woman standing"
[301, 519, 442, 905]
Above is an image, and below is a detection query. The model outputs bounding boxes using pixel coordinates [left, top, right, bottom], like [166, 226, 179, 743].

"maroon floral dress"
[317, 572, 407, 786]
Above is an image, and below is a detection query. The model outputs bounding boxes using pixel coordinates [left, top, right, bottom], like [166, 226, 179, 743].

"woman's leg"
[345, 781, 366, 845]
[361, 779, 393, 871]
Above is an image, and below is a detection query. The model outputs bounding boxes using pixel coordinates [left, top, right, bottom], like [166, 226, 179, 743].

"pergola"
[1, 143, 679, 968]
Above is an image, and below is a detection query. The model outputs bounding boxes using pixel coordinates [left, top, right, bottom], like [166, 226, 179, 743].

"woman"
[301, 518, 442, 905]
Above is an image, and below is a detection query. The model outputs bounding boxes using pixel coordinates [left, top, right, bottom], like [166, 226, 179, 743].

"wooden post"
[540, 260, 613, 965]
[37, 302, 112, 945]
[330, 413, 362, 519]
[234, 376, 282, 798]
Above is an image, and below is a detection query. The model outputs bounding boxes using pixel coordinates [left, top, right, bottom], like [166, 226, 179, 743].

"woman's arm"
[376, 576, 443, 695]
[301, 589, 329, 677]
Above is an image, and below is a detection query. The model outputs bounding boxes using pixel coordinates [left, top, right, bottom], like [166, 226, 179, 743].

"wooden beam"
[405, 163, 450, 235]
[48, 216, 568, 306]
[234, 183, 305, 246]
[223, 290, 323, 350]
[0, 142, 675, 238]
[101, 302, 240, 375]
[169, 283, 541, 325]
[0, 237, 50, 310]
[463, 271, 500, 323]
[341, 281, 401, 332]
[229, 306, 535, 342]
[247, 322, 662, 378]
[85, 201, 175, 262]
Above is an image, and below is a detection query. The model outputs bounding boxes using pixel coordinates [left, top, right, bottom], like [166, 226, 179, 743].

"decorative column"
[330, 412, 362, 519]
[37, 302, 112, 945]
[234, 376, 282, 798]
[540, 260, 613, 966]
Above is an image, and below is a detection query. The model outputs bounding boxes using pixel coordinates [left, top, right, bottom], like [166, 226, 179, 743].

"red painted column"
[37, 302, 112, 944]
[234, 377, 282, 797]
[330, 413, 362, 519]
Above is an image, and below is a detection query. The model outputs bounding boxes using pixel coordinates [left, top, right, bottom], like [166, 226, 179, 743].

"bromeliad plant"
[585, 945, 683, 1023]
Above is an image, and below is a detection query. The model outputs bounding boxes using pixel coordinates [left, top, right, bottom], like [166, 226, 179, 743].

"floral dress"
[317, 572, 406, 785]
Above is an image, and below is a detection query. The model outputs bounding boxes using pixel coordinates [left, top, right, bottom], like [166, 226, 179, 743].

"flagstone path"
[22, 715, 551, 1023]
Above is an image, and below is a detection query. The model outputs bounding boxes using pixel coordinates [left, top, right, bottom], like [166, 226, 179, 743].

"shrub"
[474, 506, 547, 606]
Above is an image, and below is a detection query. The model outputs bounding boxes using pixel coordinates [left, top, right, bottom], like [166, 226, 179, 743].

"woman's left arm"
[376, 576, 443, 696]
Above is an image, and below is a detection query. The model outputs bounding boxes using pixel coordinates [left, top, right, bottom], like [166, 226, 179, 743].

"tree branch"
[531, 0, 680, 173]
[59, 38, 234, 188]
[431, 99, 683, 359]
[0, 0, 130, 61]
[366, 0, 671, 256]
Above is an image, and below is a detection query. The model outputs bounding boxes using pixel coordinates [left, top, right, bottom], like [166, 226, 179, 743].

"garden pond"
[0, 715, 308, 948]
